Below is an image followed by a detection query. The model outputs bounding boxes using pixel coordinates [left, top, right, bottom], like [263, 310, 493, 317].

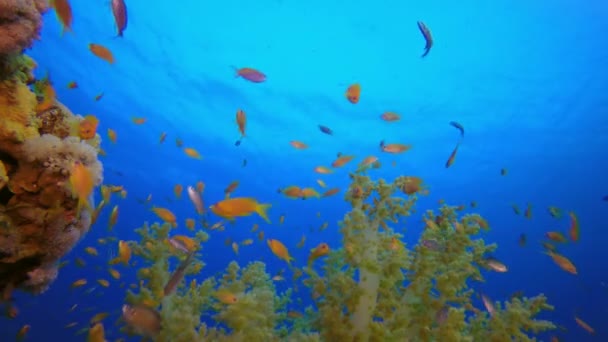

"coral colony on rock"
[1, 0, 596, 341]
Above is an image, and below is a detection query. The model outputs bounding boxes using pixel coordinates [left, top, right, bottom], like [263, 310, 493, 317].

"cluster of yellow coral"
[0, 51, 103, 295]
[126, 172, 556, 341]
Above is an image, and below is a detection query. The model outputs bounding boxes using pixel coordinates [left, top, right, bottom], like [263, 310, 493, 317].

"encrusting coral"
[124, 171, 556, 341]
[0, 2, 103, 296]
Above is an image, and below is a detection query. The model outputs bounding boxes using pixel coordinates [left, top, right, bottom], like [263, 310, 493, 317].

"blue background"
[1, 0, 607, 340]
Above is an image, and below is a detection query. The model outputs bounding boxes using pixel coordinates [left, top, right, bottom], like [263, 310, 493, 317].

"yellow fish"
[209, 197, 271, 223]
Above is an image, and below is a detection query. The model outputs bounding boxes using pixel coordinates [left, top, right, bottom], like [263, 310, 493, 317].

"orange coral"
[0, 0, 48, 55]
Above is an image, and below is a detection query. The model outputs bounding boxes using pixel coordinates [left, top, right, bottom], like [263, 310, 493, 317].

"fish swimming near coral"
[417, 21, 433, 58]
[163, 251, 195, 296]
[122, 304, 161, 339]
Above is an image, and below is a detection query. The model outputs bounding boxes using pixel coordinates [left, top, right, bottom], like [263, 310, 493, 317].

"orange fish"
[174, 184, 183, 198]
[17, 324, 30, 340]
[117, 240, 131, 265]
[215, 290, 238, 304]
[332, 155, 355, 168]
[381, 143, 411, 154]
[67, 81, 78, 89]
[236, 109, 246, 141]
[209, 197, 271, 223]
[50, 0, 73, 34]
[224, 181, 239, 197]
[290, 141, 308, 149]
[89, 43, 115, 64]
[107, 128, 117, 143]
[301, 188, 320, 199]
[94, 92, 104, 101]
[152, 207, 177, 227]
[79, 115, 99, 140]
[574, 316, 595, 334]
[280, 186, 303, 199]
[568, 211, 579, 242]
[69, 161, 95, 211]
[267, 239, 293, 264]
[445, 143, 459, 168]
[359, 156, 378, 167]
[545, 251, 577, 274]
[108, 205, 119, 230]
[159, 132, 167, 143]
[316, 179, 326, 188]
[345, 83, 361, 104]
[132, 117, 146, 124]
[308, 243, 330, 265]
[380, 112, 400, 121]
[314, 166, 334, 174]
[183, 147, 202, 159]
[321, 188, 340, 197]
[234, 67, 266, 83]
[35, 75, 56, 112]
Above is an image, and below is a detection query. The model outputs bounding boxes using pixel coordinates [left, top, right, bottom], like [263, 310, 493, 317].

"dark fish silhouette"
[318, 125, 333, 135]
[235, 139, 241, 146]
[379, 140, 385, 149]
[417, 21, 433, 58]
[449, 121, 464, 137]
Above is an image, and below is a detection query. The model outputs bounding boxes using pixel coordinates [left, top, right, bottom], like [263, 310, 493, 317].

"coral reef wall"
[0, 0, 103, 296]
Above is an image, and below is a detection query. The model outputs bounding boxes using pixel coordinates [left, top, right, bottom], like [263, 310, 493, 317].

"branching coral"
[0, 0, 48, 55]
[127, 172, 555, 341]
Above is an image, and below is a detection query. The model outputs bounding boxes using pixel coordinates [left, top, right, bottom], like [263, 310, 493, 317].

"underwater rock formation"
[0, 7, 103, 295]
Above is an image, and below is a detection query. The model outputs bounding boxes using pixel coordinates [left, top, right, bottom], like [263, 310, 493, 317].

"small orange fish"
[108, 205, 119, 230]
[359, 156, 378, 167]
[381, 143, 412, 154]
[380, 112, 400, 121]
[316, 179, 326, 188]
[69, 161, 95, 211]
[574, 316, 595, 334]
[132, 117, 146, 124]
[545, 251, 577, 274]
[568, 211, 579, 242]
[280, 186, 303, 199]
[85, 246, 98, 256]
[332, 155, 355, 168]
[50, 0, 73, 34]
[152, 207, 178, 227]
[107, 128, 117, 143]
[117, 240, 131, 265]
[445, 143, 459, 168]
[321, 188, 340, 197]
[290, 141, 308, 149]
[236, 109, 246, 139]
[89, 43, 115, 64]
[36, 79, 56, 112]
[183, 147, 202, 159]
[17, 324, 30, 340]
[67, 81, 78, 89]
[314, 166, 334, 174]
[94, 92, 104, 101]
[210, 197, 271, 223]
[159, 132, 167, 143]
[79, 115, 99, 140]
[71, 279, 87, 288]
[215, 290, 238, 304]
[301, 188, 320, 199]
[174, 184, 183, 198]
[345, 83, 361, 104]
[234, 67, 266, 83]
[267, 239, 293, 264]
[308, 243, 330, 265]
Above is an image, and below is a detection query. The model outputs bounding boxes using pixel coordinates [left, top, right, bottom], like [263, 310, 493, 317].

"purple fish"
[417, 21, 433, 58]
[318, 125, 333, 135]
[111, 0, 128, 37]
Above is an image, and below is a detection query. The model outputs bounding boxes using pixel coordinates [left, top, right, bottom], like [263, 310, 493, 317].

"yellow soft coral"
[0, 79, 39, 143]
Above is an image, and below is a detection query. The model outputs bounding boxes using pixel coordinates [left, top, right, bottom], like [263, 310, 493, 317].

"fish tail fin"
[255, 203, 272, 223]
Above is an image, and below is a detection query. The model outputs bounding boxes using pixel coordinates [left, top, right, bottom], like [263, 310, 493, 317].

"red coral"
[0, 0, 48, 55]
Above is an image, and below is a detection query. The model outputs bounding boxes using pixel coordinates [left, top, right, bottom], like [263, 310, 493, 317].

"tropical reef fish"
[209, 197, 271, 223]
[445, 143, 460, 168]
[187, 186, 205, 214]
[417, 21, 433, 57]
[50, 0, 73, 34]
[235, 109, 246, 145]
[449, 121, 465, 137]
[267, 239, 293, 264]
[381, 112, 400, 121]
[87, 322, 105, 342]
[345, 83, 361, 104]
[111, 0, 128, 37]
[318, 125, 333, 135]
[234, 67, 266, 83]
[290, 141, 308, 149]
[122, 304, 161, 339]
[164, 252, 195, 296]
[69, 161, 95, 211]
[89, 43, 115, 64]
[308, 243, 330, 265]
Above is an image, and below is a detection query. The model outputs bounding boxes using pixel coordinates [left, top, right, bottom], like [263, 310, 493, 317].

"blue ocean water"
[2, 0, 607, 340]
